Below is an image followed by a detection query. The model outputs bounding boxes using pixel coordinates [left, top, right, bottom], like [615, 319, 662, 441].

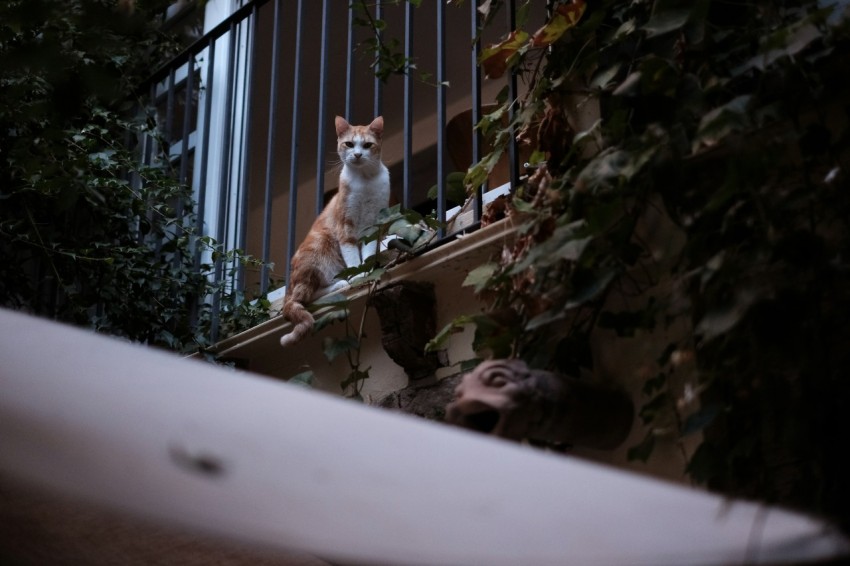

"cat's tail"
[280, 281, 316, 348]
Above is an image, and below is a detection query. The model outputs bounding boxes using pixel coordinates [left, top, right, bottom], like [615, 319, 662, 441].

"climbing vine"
[425, 0, 850, 530]
[302, 205, 439, 399]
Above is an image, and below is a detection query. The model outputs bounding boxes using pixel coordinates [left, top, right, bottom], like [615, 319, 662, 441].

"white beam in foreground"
[0, 308, 847, 565]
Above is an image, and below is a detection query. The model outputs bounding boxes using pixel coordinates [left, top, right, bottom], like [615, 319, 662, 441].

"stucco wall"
[216, 210, 700, 487]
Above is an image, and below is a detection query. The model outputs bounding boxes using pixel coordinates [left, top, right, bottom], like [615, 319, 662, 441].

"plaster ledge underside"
[210, 216, 520, 361]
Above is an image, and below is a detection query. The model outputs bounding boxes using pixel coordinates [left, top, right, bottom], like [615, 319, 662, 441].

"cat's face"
[335, 116, 383, 169]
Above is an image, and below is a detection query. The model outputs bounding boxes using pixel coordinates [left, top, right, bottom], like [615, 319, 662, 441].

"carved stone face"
[444, 358, 634, 448]
[445, 359, 544, 440]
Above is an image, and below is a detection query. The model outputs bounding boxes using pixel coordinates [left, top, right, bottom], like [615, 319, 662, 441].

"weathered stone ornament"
[445, 359, 633, 449]
[369, 281, 446, 380]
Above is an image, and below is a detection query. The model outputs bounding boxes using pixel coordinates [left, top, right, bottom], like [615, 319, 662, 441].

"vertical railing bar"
[122, 125, 134, 191]
[225, 22, 241, 326]
[145, 0, 273, 88]
[436, 0, 446, 239]
[124, 120, 140, 265]
[345, 2, 355, 120]
[222, 24, 242, 288]
[210, 23, 238, 343]
[195, 41, 215, 272]
[373, 0, 383, 118]
[224, 26, 243, 283]
[236, 5, 259, 293]
[139, 81, 157, 246]
[506, 0, 520, 190]
[189, 39, 215, 331]
[173, 55, 195, 272]
[178, 56, 195, 212]
[226, 23, 242, 257]
[316, 0, 331, 216]
[158, 67, 174, 266]
[471, 0, 484, 221]
[147, 80, 158, 163]
[177, 55, 195, 195]
[160, 67, 175, 266]
[403, 1, 414, 209]
[165, 67, 177, 149]
[285, 0, 306, 290]
[260, 0, 283, 295]
[233, 15, 255, 293]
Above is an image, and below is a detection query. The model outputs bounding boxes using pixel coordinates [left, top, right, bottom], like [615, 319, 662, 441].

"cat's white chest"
[342, 165, 390, 232]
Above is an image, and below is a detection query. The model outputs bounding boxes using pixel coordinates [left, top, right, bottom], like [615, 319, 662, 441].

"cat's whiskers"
[325, 153, 344, 176]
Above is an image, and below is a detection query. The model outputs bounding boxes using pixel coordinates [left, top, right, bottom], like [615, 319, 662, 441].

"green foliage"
[313, 205, 438, 398]
[429, 0, 850, 529]
[0, 0, 270, 353]
[351, 0, 438, 85]
[427, 171, 468, 206]
[287, 369, 315, 388]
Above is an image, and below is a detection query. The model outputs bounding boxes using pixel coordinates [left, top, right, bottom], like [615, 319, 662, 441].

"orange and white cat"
[280, 116, 390, 348]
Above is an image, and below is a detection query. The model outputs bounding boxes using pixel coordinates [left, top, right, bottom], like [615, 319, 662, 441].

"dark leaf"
[288, 370, 314, 388]
[340, 368, 370, 392]
[627, 430, 656, 462]
[639, 392, 669, 425]
[426, 315, 474, 353]
[681, 404, 722, 437]
[312, 293, 348, 307]
[479, 30, 529, 79]
[643, 7, 690, 38]
[562, 268, 618, 310]
[692, 95, 752, 152]
[686, 442, 721, 484]
[323, 336, 359, 363]
[350, 267, 385, 288]
[312, 307, 349, 333]
[530, 0, 587, 47]
[642, 372, 667, 396]
[694, 288, 758, 342]
[463, 263, 498, 291]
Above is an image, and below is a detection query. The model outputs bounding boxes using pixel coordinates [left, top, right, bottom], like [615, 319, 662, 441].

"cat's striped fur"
[280, 116, 390, 348]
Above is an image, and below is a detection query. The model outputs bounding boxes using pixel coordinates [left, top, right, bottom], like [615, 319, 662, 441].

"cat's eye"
[362, 142, 374, 149]
[343, 141, 355, 148]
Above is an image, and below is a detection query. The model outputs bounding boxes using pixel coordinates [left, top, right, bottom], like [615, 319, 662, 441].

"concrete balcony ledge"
[207, 198, 706, 489]
[209, 216, 521, 398]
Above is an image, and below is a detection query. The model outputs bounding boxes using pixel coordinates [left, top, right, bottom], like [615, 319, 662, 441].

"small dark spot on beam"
[169, 444, 228, 478]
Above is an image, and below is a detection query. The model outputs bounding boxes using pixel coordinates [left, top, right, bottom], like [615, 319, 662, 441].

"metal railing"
[141, 0, 527, 341]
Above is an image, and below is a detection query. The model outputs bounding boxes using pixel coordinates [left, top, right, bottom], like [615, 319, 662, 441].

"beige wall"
[216, 208, 700, 488]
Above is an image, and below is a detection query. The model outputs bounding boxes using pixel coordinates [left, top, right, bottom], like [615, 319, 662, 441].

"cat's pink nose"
[354, 152, 362, 159]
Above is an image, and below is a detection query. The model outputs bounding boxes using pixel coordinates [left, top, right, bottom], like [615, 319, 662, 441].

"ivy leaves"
[307, 205, 440, 398]
[480, 30, 530, 80]
[0, 0, 269, 353]
[478, 0, 587, 79]
[427, 2, 850, 528]
[350, 0, 444, 85]
[531, 1, 587, 47]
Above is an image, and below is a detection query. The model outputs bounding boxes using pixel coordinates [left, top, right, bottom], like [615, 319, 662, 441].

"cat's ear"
[368, 116, 384, 138]
[335, 116, 351, 137]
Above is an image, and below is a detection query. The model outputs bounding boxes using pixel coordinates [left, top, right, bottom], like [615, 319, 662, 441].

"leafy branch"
[398, 0, 850, 530]
[0, 0, 271, 353]
[306, 205, 440, 398]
